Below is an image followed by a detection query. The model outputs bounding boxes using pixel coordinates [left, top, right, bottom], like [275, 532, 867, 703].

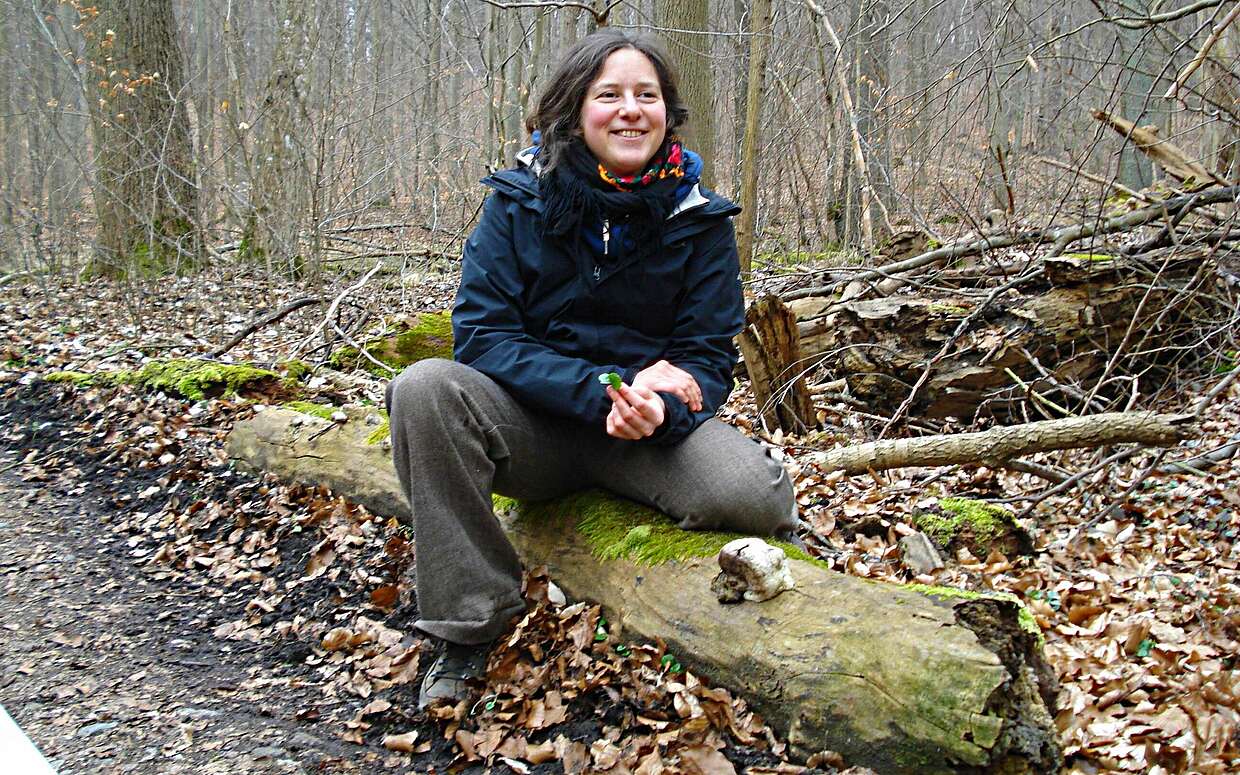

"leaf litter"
[1, 268, 1238, 772]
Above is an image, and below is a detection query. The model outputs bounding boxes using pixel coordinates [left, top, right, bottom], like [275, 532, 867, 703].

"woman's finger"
[608, 405, 644, 439]
[619, 385, 659, 421]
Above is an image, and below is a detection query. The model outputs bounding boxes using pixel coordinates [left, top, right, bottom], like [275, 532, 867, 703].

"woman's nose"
[619, 93, 639, 116]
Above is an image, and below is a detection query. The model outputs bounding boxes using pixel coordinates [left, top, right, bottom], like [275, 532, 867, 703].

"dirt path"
[0, 467, 382, 774]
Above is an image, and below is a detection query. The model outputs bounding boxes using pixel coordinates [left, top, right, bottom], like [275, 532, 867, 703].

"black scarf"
[540, 139, 685, 261]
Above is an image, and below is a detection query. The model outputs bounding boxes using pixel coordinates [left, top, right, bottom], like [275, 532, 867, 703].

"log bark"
[813, 412, 1195, 474]
[226, 407, 1061, 773]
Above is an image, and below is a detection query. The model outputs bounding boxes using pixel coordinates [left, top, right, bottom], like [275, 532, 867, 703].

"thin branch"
[211, 297, 324, 358]
[1165, 0, 1240, 96]
[476, 0, 626, 23]
[1107, 0, 1229, 29]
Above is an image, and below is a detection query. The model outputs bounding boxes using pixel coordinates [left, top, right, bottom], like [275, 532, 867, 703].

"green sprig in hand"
[597, 372, 623, 391]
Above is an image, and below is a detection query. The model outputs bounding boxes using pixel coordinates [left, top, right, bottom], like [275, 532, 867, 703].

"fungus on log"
[710, 537, 795, 603]
[227, 407, 1062, 773]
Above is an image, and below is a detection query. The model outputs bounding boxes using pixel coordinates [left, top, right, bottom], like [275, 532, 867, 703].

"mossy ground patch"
[329, 311, 453, 376]
[914, 497, 1031, 556]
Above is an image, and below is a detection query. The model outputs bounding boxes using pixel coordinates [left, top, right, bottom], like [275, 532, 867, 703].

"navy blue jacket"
[452, 151, 744, 444]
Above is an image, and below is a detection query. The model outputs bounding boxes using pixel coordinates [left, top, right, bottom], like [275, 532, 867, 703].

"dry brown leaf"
[676, 744, 737, 775]
[305, 542, 335, 578]
[321, 627, 351, 652]
[370, 584, 398, 608]
[382, 731, 418, 752]
[525, 740, 557, 764]
[51, 632, 84, 648]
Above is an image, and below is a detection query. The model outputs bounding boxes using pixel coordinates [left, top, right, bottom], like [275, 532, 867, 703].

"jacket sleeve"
[644, 219, 745, 445]
[452, 193, 623, 426]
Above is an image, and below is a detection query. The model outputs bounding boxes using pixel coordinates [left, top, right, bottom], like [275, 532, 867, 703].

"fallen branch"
[210, 297, 323, 358]
[784, 184, 1240, 301]
[1159, 434, 1240, 474]
[1091, 109, 1233, 187]
[814, 412, 1196, 475]
[0, 271, 33, 287]
[1002, 458, 1071, 484]
[295, 260, 385, 360]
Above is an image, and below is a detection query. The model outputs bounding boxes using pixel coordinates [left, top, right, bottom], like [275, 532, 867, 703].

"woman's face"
[579, 48, 667, 177]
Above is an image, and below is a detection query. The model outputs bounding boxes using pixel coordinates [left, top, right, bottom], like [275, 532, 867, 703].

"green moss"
[130, 360, 278, 400]
[279, 359, 313, 381]
[1062, 252, 1114, 262]
[756, 249, 863, 269]
[934, 214, 960, 225]
[928, 302, 969, 316]
[507, 490, 826, 569]
[904, 583, 1042, 641]
[48, 360, 279, 400]
[365, 411, 390, 445]
[915, 498, 1014, 547]
[330, 311, 453, 376]
[45, 371, 97, 387]
[284, 401, 337, 421]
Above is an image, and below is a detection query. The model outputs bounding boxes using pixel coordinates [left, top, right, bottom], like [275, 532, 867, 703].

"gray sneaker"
[418, 642, 490, 710]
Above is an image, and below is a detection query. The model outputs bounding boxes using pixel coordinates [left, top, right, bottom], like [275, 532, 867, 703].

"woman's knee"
[679, 450, 798, 538]
[386, 358, 470, 414]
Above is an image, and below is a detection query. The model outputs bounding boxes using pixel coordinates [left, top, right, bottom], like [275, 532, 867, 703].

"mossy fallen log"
[45, 359, 290, 400]
[225, 407, 1062, 773]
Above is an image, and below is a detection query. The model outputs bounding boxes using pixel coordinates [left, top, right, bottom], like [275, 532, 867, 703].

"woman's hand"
[632, 360, 702, 412]
[605, 383, 666, 439]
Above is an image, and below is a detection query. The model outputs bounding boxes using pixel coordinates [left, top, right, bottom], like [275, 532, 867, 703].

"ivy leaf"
[597, 372, 623, 390]
[1135, 638, 1156, 658]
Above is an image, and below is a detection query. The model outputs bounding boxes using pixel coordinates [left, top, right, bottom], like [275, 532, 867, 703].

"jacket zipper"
[595, 218, 610, 282]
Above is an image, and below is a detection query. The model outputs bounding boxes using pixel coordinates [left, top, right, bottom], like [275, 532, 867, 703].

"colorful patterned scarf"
[541, 138, 689, 262]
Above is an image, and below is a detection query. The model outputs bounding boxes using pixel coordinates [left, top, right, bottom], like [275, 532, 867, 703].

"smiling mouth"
[613, 130, 646, 138]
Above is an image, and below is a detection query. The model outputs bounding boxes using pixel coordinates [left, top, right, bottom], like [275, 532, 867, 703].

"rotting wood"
[793, 252, 1224, 420]
[812, 412, 1195, 474]
[226, 406, 1062, 774]
[736, 294, 816, 434]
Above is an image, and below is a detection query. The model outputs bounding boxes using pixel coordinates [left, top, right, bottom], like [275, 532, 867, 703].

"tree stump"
[737, 294, 817, 434]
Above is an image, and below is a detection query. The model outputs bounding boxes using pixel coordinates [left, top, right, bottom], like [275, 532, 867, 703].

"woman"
[386, 28, 800, 710]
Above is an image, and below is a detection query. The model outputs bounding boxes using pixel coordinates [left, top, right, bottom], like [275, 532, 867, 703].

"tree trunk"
[656, 0, 716, 188]
[84, 0, 198, 276]
[244, 0, 313, 275]
[734, 0, 772, 273]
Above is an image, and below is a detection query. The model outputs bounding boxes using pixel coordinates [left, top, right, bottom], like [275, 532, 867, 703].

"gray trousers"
[386, 358, 798, 645]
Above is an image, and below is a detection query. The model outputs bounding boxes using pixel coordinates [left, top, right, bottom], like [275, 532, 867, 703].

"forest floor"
[0, 266, 1237, 774]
